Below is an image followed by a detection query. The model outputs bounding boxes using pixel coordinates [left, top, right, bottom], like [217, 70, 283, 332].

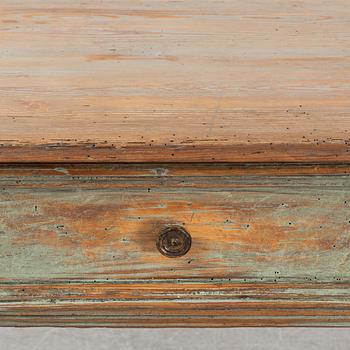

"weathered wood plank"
[0, 164, 350, 326]
[0, 0, 350, 162]
[2, 281, 350, 327]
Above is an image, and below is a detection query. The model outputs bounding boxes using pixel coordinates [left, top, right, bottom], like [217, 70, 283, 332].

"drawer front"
[1, 164, 350, 326]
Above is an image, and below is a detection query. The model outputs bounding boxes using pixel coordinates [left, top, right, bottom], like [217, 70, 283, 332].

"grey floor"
[0, 328, 349, 350]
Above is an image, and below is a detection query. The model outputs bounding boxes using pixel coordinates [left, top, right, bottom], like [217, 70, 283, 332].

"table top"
[1, 0, 349, 163]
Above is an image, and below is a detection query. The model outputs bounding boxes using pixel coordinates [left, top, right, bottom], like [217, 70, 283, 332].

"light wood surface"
[1, 164, 350, 326]
[1, 0, 349, 162]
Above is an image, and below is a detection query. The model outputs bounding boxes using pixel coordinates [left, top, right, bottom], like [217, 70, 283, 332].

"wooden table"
[0, 0, 349, 327]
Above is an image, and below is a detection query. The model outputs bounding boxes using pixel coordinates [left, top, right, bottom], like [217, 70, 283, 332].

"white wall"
[0, 328, 349, 350]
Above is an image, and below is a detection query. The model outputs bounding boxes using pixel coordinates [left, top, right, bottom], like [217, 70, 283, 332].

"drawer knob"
[157, 226, 192, 258]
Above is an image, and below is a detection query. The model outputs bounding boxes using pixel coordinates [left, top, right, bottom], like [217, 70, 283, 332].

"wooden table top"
[1, 0, 349, 163]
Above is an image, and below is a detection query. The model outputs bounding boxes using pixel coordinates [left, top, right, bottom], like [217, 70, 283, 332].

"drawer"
[1, 164, 350, 326]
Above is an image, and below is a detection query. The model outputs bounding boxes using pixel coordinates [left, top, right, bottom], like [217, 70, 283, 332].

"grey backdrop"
[0, 328, 349, 350]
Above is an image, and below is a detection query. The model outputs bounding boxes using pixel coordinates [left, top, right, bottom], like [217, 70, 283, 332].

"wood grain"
[3, 281, 350, 327]
[1, 164, 350, 326]
[1, 0, 350, 162]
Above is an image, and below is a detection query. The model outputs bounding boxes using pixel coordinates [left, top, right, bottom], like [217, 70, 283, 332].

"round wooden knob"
[157, 226, 191, 258]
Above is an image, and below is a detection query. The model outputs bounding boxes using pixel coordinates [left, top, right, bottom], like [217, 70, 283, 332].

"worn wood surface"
[1, 164, 350, 326]
[1, 0, 350, 163]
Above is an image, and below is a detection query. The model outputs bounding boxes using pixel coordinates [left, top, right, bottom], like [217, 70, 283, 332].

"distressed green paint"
[0, 165, 350, 326]
[0, 171, 349, 281]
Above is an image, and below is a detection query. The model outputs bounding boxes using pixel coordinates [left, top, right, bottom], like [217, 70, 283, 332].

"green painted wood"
[0, 164, 349, 326]
[0, 166, 349, 281]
